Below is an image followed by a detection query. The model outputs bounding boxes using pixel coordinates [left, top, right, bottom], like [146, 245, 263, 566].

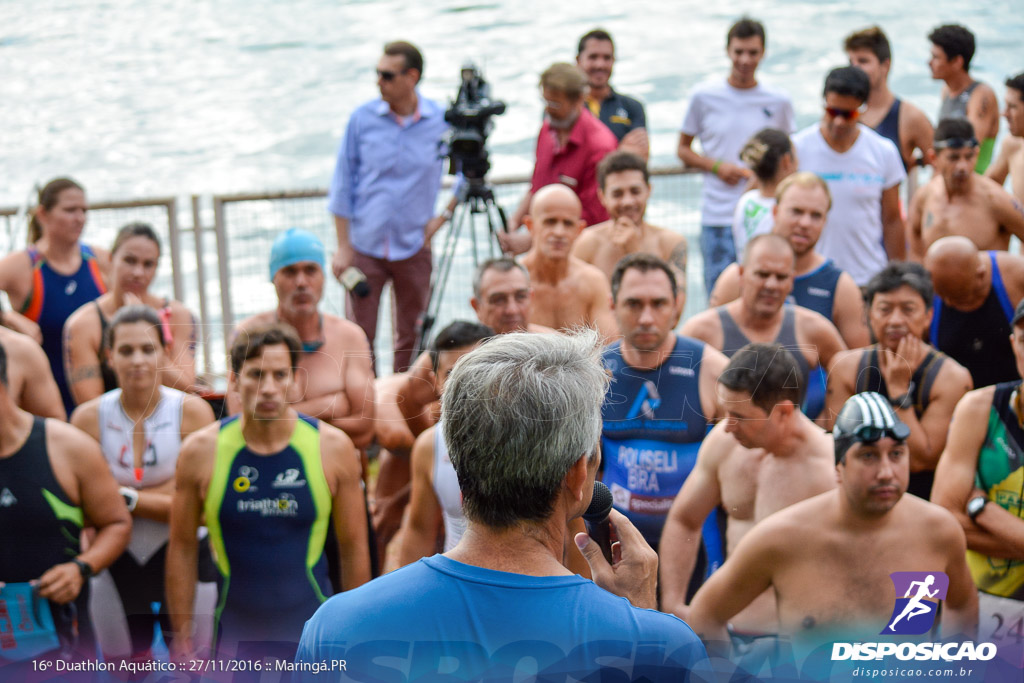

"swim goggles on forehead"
[934, 137, 979, 150]
[847, 422, 911, 444]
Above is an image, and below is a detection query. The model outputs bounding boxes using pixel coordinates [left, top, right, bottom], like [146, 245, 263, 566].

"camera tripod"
[416, 176, 508, 354]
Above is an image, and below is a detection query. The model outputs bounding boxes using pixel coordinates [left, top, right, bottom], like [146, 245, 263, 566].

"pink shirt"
[530, 108, 618, 226]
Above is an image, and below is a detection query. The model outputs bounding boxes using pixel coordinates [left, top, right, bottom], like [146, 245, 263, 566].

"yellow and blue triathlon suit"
[19, 244, 106, 415]
[204, 414, 333, 655]
[969, 381, 1024, 599]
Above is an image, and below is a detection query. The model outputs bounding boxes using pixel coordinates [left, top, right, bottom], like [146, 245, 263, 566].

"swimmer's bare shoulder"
[570, 222, 609, 263]
[679, 307, 724, 349]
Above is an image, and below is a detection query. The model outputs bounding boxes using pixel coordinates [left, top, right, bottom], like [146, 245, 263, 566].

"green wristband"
[711, 160, 722, 174]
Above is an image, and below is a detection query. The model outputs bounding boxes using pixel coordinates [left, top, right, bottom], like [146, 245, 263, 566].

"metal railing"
[0, 164, 922, 380]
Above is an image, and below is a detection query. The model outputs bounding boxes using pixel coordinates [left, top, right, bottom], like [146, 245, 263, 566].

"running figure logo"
[882, 571, 949, 635]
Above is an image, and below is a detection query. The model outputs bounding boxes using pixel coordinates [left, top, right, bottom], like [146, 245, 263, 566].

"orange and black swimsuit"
[20, 244, 106, 415]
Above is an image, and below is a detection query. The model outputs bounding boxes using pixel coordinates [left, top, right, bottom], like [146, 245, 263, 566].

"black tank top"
[718, 305, 811, 400]
[873, 98, 906, 170]
[930, 253, 1017, 388]
[94, 302, 119, 394]
[854, 346, 947, 499]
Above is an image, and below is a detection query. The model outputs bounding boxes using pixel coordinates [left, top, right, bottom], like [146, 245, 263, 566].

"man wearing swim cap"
[933, 298, 1024, 665]
[229, 228, 376, 448]
[688, 391, 977, 657]
[909, 118, 1024, 261]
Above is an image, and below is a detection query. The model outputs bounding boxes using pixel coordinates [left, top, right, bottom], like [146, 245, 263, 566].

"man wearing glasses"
[328, 41, 454, 374]
[793, 66, 905, 287]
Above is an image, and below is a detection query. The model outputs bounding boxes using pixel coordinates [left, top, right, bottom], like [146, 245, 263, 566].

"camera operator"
[328, 40, 456, 374]
[503, 63, 619, 255]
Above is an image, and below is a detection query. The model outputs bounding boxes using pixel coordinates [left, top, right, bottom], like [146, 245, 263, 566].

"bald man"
[925, 235, 1024, 387]
[680, 234, 846, 422]
[520, 184, 618, 339]
[909, 118, 1024, 260]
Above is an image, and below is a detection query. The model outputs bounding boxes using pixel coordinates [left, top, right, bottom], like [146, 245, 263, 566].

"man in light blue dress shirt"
[328, 41, 452, 373]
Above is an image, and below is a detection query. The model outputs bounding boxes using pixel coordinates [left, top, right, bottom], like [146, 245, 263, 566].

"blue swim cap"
[269, 228, 325, 281]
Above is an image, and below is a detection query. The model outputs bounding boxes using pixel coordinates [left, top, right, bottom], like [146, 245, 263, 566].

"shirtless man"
[520, 184, 617, 339]
[660, 343, 836, 636]
[827, 261, 972, 500]
[709, 172, 868, 349]
[928, 24, 1000, 172]
[395, 323, 492, 567]
[987, 73, 1024, 205]
[925, 236, 1024, 388]
[469, 258, 555, 334]
[680, 234, 846, 419]
[230, 228, 375, 448]
[909, 119, 1024, 260]
[0, 326, 65, 419]
[571, 151, 687, 282]
[689, 392, 977, 652]
[845, 26, 933, 169]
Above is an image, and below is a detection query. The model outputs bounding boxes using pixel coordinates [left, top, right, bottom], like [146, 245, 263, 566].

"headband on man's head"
[934, 137, 979, 151]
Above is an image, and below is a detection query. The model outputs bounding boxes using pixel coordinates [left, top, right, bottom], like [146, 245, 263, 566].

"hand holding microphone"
[575, 481, 659, 610]
[340, 267, 371, 298]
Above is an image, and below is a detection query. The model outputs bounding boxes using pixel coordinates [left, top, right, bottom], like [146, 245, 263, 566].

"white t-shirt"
[793, 123, 905, 286]
[681, 78, 796, 225]
[732, 190, 776, 256]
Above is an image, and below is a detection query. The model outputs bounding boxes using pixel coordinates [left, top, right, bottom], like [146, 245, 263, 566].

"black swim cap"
[833, 392, 910, 464]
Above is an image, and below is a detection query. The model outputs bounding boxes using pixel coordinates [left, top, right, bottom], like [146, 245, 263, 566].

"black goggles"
[847, 422, 911, 444]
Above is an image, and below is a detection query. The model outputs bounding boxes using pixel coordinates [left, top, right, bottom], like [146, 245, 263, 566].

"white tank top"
[98, 386, 185, 564]
[432, 423, 466, 551]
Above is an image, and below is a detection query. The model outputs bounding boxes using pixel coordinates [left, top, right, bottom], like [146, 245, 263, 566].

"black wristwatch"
[966, 495, 989, 522]
[71, 558, 94, 580]
[890, 381, 916, 410]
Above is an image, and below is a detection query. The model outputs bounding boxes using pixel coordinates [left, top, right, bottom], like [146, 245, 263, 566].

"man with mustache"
[503, 63, 618, 254]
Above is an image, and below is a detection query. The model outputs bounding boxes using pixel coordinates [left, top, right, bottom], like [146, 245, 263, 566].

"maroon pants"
[349, 246, 432, 374]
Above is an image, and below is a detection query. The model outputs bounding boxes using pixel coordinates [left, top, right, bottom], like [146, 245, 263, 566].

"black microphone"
[583, 481, 615, 564]
[340, 267, 371, 298]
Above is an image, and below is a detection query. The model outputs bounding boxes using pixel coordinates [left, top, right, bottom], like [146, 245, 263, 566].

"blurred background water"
[1, 0, 1021, 375]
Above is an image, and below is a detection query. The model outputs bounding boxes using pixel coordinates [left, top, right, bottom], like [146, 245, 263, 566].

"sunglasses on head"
[850, 422, 911, 444]
[824, 105, 862, 121]
[376, 68, 408, 82]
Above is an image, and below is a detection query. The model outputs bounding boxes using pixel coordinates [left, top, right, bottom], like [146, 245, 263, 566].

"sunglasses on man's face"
[824, 105, 861, 121]
[376, 68, 408, 82]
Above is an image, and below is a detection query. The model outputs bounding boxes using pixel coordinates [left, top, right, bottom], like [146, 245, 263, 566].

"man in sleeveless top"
[298, 330, 711, 681]
[688, 393, 978, 665]
[987, 73, 1024, 207]
[167, 324, 370, 662]
[908, 119, 1024, 260]
[709, 172, 868, 348]
[0, 341, 130, 670]
[231, 228, 375, 449]
[600, 254, 728, 568]
[845, 26, 934, 170]
[928, 24, 1000, 173]
[395, 322, 492, 568]
[925, 236, 1024, 387]
[681, 235, 846, 423]
[661, 344, 836, 640]
[933, 299, 1024, 667]
[827, 262, 972, 501]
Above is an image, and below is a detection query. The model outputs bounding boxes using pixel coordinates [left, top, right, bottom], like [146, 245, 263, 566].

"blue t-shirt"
[295, 555, 709, 682]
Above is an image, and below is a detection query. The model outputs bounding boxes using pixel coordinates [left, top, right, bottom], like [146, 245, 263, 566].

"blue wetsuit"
[204, 414, 333, 657]
[20, 245, 106, 415]
[789, 260, 843, 419]
[600, 335, 724, 576]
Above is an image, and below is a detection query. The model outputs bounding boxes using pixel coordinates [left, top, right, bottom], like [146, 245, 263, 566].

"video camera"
[444, 62, 506, 181]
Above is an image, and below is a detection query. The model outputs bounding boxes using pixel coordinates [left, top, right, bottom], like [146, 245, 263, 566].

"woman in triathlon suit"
[63, 222, 198, 408]
[0, 178, 110, 416]
[70, 305, 215, 663]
